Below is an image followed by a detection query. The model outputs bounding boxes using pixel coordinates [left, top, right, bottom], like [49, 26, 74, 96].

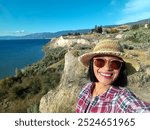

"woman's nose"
[103, 61, 112, 70]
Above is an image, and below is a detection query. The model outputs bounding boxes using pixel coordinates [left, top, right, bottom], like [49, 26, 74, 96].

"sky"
[0, 0, 150, 36]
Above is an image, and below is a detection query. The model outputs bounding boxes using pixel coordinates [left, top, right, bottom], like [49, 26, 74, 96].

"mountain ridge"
[0, 29, 90, 40]
[0, 18, 150, 40]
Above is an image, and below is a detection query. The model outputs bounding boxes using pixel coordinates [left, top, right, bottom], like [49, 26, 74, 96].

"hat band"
[93, 48, 124, 52]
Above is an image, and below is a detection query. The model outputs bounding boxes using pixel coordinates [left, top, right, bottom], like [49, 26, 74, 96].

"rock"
[47, 36, 90, 48]
[39, 90, 56, 112]
[144, 24, 148, 29]
[145, 67, 150, 76]
[115, 34, 124, 39]
[39, 49, 85, 112]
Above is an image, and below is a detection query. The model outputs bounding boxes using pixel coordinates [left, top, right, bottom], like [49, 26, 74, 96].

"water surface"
[0, 39, 50, 79]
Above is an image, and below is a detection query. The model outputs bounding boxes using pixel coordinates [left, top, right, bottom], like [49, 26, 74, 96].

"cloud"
[0, 30, 27, 36]
[11, 30, 27, 36]
[15, 30, 25, 34]
[124, 0, 150, 13]
[116, 0, 150, 24]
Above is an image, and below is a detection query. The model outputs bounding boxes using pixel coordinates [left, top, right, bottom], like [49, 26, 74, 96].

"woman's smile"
[99, 72, 113, 79]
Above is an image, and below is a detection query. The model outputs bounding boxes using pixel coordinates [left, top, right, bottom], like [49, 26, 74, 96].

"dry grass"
[40, 85, 79, 113]
[125, 48, 150, 102]
[125, 49, 150, 65]
[0, 93, 42, 112]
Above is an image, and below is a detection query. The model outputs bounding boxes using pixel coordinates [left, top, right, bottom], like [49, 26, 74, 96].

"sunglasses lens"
[94, 59, 105, 68]
[94, 58, 122, 70]
[110, 60, 122, 69]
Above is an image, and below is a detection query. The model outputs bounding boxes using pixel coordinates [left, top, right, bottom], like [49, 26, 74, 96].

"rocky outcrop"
[48, 36, 91, 48]
[39, 49, 87, 112]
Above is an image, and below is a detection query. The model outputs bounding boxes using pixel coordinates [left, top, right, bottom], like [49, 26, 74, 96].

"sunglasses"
[93, 58, 123, 70]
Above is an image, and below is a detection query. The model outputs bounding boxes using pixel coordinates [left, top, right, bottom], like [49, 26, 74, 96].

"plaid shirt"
[76, 83, 150, 113]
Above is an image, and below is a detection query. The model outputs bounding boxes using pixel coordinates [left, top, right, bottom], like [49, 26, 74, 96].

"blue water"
[0, 39, 50, 79]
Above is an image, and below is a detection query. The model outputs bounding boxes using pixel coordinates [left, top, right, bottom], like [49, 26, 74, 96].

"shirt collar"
[88, 83, 121, 98]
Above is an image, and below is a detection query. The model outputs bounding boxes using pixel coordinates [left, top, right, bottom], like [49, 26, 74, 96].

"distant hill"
[125, 18, 150, 25]
[103, 18, 150, 28]
[0, 18, 150, 40]
[0, 29, 90, 40]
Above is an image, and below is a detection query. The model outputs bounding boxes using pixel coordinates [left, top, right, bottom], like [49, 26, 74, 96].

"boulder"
[39, 50, 86, 112]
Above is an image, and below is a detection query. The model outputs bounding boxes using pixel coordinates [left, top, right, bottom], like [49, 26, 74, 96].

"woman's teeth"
[100, 73, 112, 77]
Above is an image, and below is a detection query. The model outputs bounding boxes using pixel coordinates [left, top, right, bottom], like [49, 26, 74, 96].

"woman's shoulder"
[112, 86, 134, 95]
[119, 87, 137, 97]
[111, 86, 137, 100]
[112, 86, 150, 112]
[111, 86, 131, 95]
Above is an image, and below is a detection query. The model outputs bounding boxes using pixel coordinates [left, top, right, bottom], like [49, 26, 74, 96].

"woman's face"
[93, 56, 123, 86]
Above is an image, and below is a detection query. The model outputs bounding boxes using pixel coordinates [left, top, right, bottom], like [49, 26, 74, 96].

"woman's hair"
[87, 59, 128, 87]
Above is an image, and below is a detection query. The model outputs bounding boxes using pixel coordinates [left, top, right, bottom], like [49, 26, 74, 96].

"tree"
[92, 25, 103, 33]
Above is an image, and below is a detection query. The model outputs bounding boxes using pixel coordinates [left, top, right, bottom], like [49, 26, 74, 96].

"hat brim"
[79, 51, 140, 75]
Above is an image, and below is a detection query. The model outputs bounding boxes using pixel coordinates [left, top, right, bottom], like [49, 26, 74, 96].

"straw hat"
[79, 39, 140, 75]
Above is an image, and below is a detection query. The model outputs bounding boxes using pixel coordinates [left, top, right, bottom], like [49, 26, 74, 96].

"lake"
[0, 39, 50, 79]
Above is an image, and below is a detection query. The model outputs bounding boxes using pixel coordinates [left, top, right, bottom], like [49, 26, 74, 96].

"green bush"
[124, 28, 150, 43]
[92, 25, 103, 33]
[131, 24, 140, 30]
[27, 104, 39, 113]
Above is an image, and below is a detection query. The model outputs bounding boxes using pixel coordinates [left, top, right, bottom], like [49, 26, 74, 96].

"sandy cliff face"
[47, 36, 91, 48]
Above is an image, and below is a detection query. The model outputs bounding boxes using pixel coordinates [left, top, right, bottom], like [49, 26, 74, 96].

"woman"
[76, 39, 150, 113]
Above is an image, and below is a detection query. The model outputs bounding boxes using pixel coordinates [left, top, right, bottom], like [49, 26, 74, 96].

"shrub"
[109, 28, 119, 33]
[74, 32, 80, 36]
[131, 24, 140, 30]
[27, 104, 39, 113]
[92, 25, 103, 33]
[147, 23, 150, 28]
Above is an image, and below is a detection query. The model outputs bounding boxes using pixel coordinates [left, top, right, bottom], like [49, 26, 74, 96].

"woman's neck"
[92, 82, 111, 98]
